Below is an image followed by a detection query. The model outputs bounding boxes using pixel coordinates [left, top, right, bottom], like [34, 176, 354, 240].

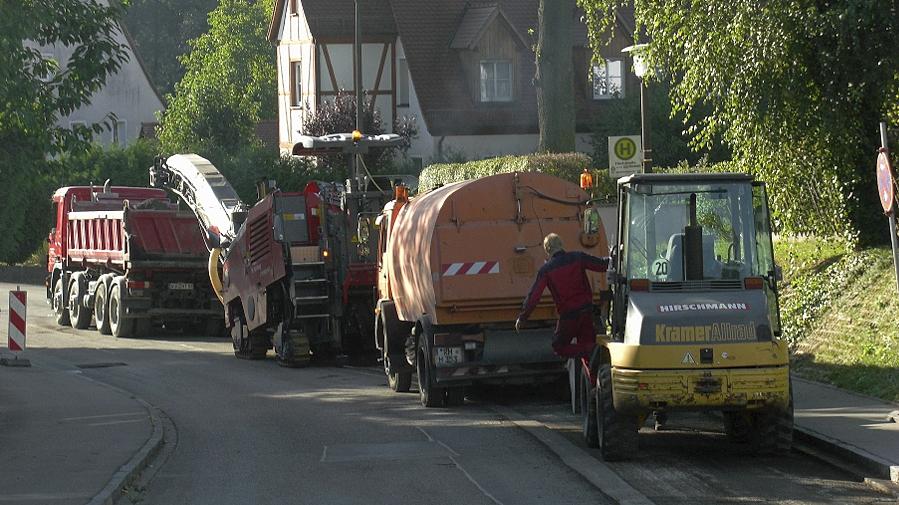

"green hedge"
[418, 152, 615, 200]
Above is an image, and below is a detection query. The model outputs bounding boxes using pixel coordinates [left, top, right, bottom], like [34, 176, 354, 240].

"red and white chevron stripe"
[8, 291, 26, 352]
[441, 261, 500, 277]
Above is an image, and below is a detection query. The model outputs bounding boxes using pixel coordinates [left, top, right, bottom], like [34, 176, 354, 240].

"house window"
[290, 61, 302, 107]
[593, 60, 624, 99]
[479, 60, 513, 102]
[112, 120, 126, 147]
[397, 58, 410, 107]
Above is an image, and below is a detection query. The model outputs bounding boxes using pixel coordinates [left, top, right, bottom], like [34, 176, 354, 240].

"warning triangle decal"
[682, 352, 696, 365]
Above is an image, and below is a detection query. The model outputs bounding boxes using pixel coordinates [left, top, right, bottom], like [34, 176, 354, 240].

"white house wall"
[33, 19, 164, 148]
[276, 0, 315, 152]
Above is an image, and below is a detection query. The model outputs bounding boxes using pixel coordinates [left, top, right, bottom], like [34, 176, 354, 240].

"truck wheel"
[68, 274, 92, 330]
[595, 363, 638, 461]
[385, 351, 412, 392]
[109, 282, 133, 338]
[53, 278, 70, 327]
[444, 387, 465, 407]
[133, 319, 152, 338]
[417, 344, 444, 408]
[94, 277, 112, 335]
[582, 369, 599, 448]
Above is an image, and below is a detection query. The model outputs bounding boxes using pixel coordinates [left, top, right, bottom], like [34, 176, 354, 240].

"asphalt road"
[3, 281, 894, 505]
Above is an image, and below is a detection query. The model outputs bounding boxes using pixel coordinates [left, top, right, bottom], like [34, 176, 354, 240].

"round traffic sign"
[876, 151, 894, 214]
[614, 137, 638, 160]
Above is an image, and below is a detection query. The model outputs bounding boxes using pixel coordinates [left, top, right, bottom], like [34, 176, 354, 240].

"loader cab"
[610, 173, 781, 340]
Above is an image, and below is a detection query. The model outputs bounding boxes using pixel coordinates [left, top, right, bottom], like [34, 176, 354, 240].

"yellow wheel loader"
[579, 173, 792, 460]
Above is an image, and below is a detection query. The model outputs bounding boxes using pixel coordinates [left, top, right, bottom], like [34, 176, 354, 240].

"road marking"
[62, 411, 145, 422]
[89, 418, 146, 427]
[418, 427, 502, 505]
[0, 492, 92, 501]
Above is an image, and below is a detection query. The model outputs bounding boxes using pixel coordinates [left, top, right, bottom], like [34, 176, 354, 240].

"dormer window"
[479, 60, 512, 102]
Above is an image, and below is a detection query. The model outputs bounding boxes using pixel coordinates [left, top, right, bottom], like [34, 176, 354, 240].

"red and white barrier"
[8, 290, 26, 353]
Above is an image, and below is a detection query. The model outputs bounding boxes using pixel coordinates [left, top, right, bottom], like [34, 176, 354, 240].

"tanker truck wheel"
[94, 276, 112, 335]
[68, 274, 92, 330]
[53, 278, 70, 327]
[416, 339, 445, 408]
[381, 306, 412, 392]
[595, 363, 638, 461]
[582, 368, 599, 448]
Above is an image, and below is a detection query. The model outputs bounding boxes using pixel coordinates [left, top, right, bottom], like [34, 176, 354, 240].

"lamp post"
[622, 43, 651, 173]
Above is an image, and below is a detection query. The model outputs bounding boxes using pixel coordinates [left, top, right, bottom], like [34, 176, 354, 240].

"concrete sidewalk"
[793, 376, 899, 483]
[0, 360, 155, 505]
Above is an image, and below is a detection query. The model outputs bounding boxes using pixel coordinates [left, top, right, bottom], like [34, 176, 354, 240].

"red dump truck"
[374, 171, 610, 407]
[46, 185, 222, 337]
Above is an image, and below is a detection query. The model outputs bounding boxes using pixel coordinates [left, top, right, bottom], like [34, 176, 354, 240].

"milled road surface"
[3, 281, 894, 504]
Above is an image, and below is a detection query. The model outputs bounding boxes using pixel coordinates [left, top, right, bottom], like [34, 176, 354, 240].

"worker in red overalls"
[515, 233, 609, 358]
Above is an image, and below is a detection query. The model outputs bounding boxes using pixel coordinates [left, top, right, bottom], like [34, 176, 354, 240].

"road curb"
[77, 374, 168, 505]
[793, 425, 897, 482]
[491, 405, 655, 505]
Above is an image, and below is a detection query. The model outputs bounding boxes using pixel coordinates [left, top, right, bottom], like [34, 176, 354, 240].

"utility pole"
[352, 0, 363, 190]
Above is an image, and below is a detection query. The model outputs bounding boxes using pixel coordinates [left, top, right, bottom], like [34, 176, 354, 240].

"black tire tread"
[596, 363, 638, 461]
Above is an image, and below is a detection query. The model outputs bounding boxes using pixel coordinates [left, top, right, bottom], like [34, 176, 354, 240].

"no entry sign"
[876, 150, 894, 214]
[8, 291, 26, 352]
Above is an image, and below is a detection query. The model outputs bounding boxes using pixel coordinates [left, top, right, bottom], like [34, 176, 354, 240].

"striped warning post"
[8, 291, 26, 352]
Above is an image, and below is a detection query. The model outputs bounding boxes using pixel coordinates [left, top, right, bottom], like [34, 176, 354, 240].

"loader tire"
[417, 344, 444, 408]
[595, 363, 638, 461]
[94, 277, 112, 335]
[723, 411, 753, 443]
[582, 369, 599, 448]
[750, 383, 794, 455]
[53, 278, 70, 327]
[68, 274, 91, 330]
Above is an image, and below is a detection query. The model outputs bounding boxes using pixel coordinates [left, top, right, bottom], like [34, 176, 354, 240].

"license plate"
[168, 282, 193, 290]
[435, 347, 463, 367]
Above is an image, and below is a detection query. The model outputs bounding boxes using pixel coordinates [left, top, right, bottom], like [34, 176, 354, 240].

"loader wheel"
[94, 277, 112, 335]
[53, 278, 70, 327]
[417, 344, 444, 408]
[109, 282, 133, 338]
[595, 363, 638, 461]
[582, 369, 599, 448]
[750, 382, 794, 455]
[723, 411, 753, 443]
[68, 275, 91, 330]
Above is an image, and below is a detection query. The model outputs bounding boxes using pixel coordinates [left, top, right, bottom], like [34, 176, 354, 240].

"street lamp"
[622, 43, 651, 173]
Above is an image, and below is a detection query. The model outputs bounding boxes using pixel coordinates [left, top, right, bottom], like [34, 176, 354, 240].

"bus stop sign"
[877, 150, 894, 214]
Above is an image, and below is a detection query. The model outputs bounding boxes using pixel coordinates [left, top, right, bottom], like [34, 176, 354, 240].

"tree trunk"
[536, 0, 576, 153]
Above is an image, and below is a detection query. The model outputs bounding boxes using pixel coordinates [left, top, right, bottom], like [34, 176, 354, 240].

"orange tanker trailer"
[373, 171, 610, 407]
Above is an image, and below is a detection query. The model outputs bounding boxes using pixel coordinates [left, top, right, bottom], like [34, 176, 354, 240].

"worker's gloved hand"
[515, 318, 522, 333]
[606, 266, 617, 285]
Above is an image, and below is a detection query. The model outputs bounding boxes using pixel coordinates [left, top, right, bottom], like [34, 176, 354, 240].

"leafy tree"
[302, 92, 418, 177]
[536, 0, 576, 152]
[590, 83, 730, 169]
[123, 0, 218, 96]
[0, 0, 130, 262]
[578, 0, 899, 243]
[157, 0, 276, 154]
